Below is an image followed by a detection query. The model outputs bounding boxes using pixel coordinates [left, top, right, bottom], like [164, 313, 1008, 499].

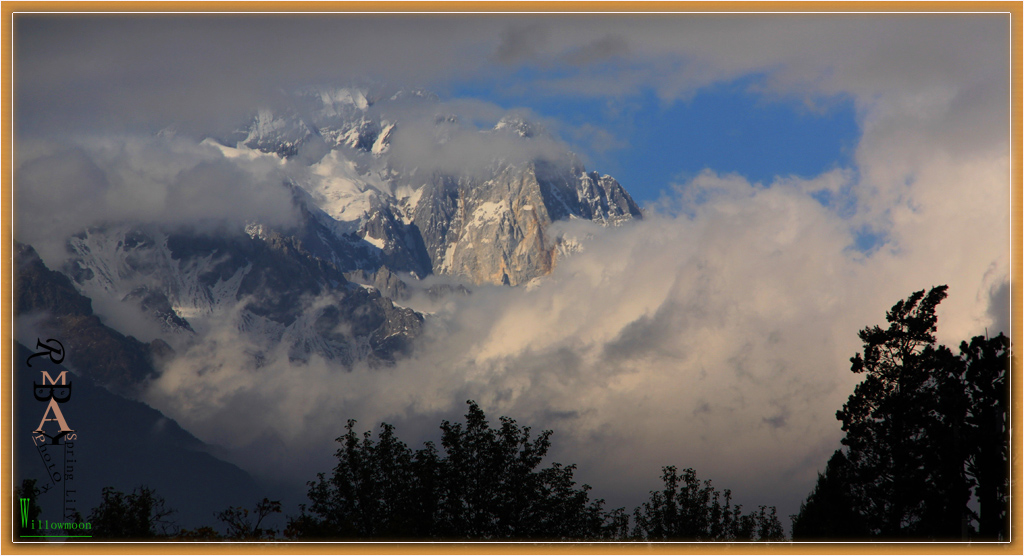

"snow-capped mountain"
[18, 86, 641, 389]
[231, 87, 642, 285]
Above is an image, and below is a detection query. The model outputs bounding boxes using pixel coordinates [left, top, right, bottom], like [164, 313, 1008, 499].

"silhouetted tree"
[291, 400, 627, 540]
[632, 466, 784, 541]
[836, 286, 970, 538]
[432, 402, 625, 539]
[297, 420, 430, 538]
[793, 286, 1010, 540]
[790, 450, 869, 539]
[87, 486, 177, 539]
[218, 498, 282, 539]
[960, 333, 1010, 539]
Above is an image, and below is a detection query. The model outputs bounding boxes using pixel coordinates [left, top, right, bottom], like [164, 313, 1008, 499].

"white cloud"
[15, 134, 300, 266]
[142, 156, 1008, 518]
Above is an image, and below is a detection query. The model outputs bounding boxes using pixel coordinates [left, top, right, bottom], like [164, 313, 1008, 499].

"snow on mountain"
[36, 86, 642, 385]
[310, 87, 370, 113]
[406, 157, 642, 285]
[243, 109, 320, 158]
[58, 223, 422, 376]
[225, 87, 643, 284]
[371, 122, 394, 156]
[305, 150, 380, 225]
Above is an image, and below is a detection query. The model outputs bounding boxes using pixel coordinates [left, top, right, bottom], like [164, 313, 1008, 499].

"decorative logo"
[23, 338, 86, 537]
[28, 338, 75, 445]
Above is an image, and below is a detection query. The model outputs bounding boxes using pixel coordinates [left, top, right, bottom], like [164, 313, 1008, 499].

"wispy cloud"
[16, 135, 300, 264]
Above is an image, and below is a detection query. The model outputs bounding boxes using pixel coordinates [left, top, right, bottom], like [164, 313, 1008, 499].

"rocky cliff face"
[234, 90, 642, 286]
[409, 158, 640, 286]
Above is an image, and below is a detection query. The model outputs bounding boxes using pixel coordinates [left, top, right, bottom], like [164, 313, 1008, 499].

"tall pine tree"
[793, 286, 1010, 540]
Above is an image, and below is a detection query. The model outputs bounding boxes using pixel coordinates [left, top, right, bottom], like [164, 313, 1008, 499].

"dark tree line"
[792, 286, 1010, 540]
[287, 400, 783, 541]
[88, 486, 177, 538]
[88, 490, 283, 540]
[287, 401, 626, 540]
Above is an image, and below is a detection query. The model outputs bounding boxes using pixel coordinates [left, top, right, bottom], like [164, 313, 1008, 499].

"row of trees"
[792, 286, 1011, 540]
[289, 401, 784, 541]
[288, 403, 628, 540]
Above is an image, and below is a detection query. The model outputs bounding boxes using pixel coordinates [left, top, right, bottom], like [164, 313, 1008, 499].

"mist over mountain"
[17, 87, 641, 388]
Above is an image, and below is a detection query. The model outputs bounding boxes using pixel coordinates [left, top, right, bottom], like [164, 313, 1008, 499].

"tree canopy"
[289, 400, 628, 540]
[289, 400, 784, 541]
[792, 286, 1010, 540]
[632, 466, 784, 541]
[88, 486, 177, 539]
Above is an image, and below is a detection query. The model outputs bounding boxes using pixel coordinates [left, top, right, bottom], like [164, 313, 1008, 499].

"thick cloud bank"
[143, 161, 1008, 518]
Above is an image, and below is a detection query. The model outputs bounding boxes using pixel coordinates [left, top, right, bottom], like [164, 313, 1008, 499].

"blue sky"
[453, 74, 860, 206]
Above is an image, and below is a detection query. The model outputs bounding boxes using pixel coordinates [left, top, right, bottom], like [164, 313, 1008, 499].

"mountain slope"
[16, 242, 161, 392]
[57, 225, 423, 372]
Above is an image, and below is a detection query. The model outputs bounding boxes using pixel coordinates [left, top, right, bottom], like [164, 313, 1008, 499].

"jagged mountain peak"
[225, 87, 641, 285]
[242, 108, 320, 157]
